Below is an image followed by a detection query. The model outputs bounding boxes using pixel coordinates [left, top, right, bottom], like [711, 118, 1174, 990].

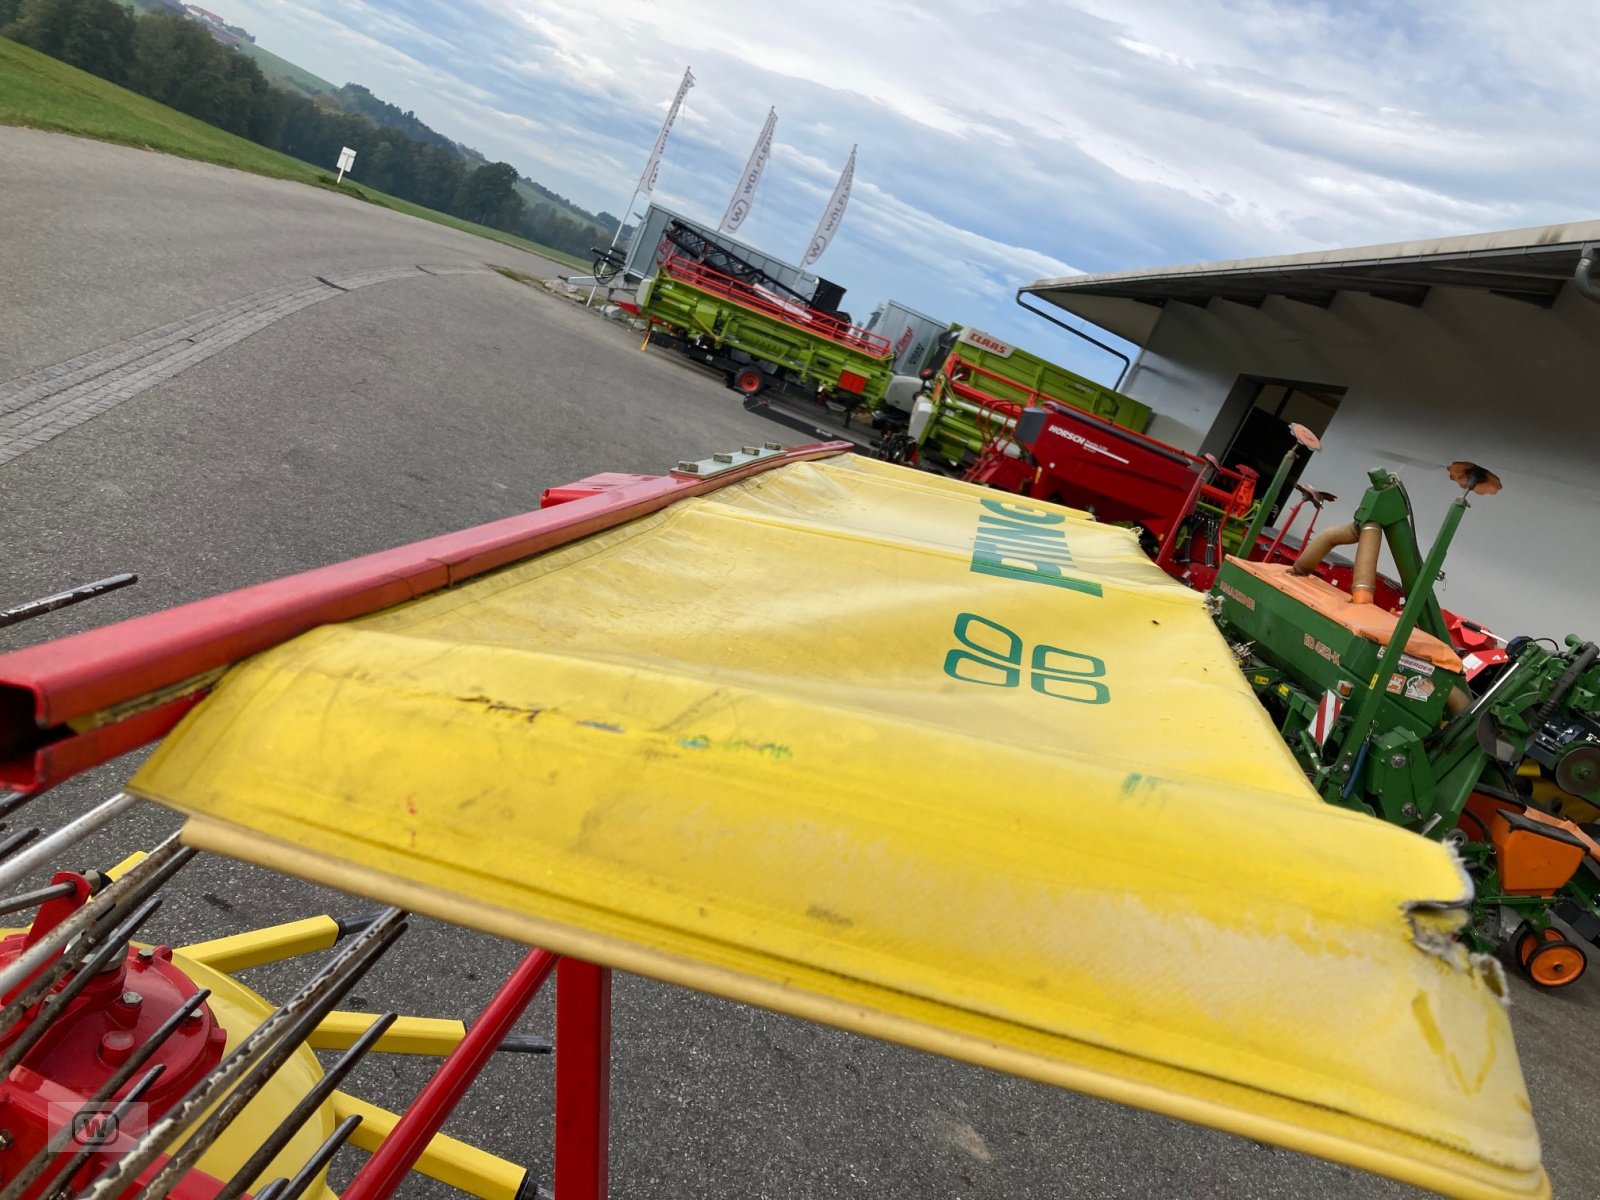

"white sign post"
[335, 146, 356, 184]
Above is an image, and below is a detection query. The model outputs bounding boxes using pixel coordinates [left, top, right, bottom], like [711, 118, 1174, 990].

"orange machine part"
[1464, 792, 1591, 895]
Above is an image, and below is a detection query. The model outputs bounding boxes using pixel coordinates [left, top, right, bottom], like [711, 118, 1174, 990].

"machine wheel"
[1525, 936, 1587, 988]
[734, 368, 767, 397]
[1514, 922, 1566, 968]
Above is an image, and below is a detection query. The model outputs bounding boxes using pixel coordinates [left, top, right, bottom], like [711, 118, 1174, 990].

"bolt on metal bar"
[212, 1013, 400, 1200]
[0, 880, 74, 918]
[275, 1114, 363, 1200]
[0, 833, 190, 1003]
[80, 909, 407, 1200]
[0, 989, 210, 1200]
[0, 894, 164, 1075]
[0, 793, 139, 895]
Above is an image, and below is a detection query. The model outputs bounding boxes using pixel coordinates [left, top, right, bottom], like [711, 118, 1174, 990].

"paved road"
[0, 127, 568, 376]
[2, 129, 1596, 1200]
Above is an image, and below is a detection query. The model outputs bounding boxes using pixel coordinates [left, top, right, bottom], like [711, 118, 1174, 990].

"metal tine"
[0, 793, 139, 895]
[0, 793, 41, 822]
[0, 895, 164, 1076]
[213, 1013, 400, 1200]
[0, 834, 191, 1010]
[126, 919, 407, 1200]
[47, 1062, 169, 1199]
[0, 573, 138, 630]
[0, 880, 77, 918]
[251, 1180, 288, 1200]
[78, 909, 408, 1200]
[0, 828, 41, 862]
[275, 1114, 363, 1200]
[498, 1032, 554, 1054]
[0, 990, 211, 1200]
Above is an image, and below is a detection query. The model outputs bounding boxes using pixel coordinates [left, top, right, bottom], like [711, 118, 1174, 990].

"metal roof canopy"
[1022, 218, 1600, 346]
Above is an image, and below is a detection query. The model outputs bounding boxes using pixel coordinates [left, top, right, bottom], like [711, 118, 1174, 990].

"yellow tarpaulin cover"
[132, 455, 1544, 1199]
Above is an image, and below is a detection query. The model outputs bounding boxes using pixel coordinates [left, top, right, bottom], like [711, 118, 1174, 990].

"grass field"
[0, 38, 590, 269]
[239, 41, 337, 97]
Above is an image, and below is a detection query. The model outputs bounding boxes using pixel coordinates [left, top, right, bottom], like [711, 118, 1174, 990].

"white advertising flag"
[720, 108, 777, 233]
[636, 66, 696, 196]
[802, 144, 855, 267]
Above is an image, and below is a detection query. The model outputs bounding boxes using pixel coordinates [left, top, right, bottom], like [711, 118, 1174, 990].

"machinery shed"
[1022, 221, 1600, 641]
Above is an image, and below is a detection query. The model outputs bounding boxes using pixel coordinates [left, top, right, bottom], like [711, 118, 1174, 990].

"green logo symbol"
[942, 613, 1109, 703]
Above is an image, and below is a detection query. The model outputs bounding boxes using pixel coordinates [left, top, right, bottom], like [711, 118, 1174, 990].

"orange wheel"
[1525, 938, 1587, 988]
[1515, 924, 1566, 968]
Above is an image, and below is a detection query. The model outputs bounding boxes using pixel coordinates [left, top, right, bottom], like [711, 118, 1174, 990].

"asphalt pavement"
[2, 127, 1596, 1200]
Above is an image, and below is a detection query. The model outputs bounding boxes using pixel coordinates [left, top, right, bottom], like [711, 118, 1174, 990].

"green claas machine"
[1212, 460, 1600, 987]
[889, 324, 1152, 469]
[638, 255, 915, 419]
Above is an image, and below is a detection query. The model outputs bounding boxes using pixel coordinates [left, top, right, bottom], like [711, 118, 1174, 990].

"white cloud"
[217, 0, 1600, 377]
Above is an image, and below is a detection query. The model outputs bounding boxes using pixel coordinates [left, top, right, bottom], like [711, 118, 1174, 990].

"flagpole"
[588, 65, 695, 305]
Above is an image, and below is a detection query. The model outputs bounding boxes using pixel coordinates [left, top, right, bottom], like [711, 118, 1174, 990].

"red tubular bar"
[660, 256, 891, 358]
[1154, 467, 1211, 570]
[554, 960, 613, 1200]
[0, 443, 852, 792]
[342, 948, 561, 1200]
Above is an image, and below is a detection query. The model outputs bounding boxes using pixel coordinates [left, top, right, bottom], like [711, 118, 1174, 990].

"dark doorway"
[1209, 377, 1344, 523]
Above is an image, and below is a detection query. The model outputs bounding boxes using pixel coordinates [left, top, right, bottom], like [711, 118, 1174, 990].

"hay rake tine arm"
[76, 908, 408, 1200]
[0, 828, 40, 862]
[0, 893, 165, 1075]
[212, 1013, 401, 1200]
[341, 947, 559, 1200]
[0, 574, 138, 631]
[0, 793, 139, 895]
[0, 835, 191, 1013]
[0, 988, 211, 1200]
[0, 879, 77, 918]
[308, 1010, 552, 1057]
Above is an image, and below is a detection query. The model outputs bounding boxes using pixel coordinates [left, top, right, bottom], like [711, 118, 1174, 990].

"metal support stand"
[343, 948, 559, 1200]
[555, 959, 612, 1200]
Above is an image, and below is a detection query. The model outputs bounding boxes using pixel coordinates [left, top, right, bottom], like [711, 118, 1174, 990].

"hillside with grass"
[0, 36, 588, 267]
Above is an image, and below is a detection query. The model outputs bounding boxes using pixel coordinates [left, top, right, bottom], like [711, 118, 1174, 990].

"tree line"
[0, 0, 611, 257]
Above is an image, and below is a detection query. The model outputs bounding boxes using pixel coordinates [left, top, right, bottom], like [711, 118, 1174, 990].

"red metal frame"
[658, 256, 891, 358]
[343, 949, 561, 1200]
[555, 959, 612, 1199]
[0, 443, 852, 793]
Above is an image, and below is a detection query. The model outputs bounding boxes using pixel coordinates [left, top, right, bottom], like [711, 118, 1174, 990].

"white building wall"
[1117, 285, 1600, 641]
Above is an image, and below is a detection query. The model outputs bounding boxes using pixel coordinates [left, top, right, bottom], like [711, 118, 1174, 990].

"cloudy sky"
[222, 0, 1596, 380]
